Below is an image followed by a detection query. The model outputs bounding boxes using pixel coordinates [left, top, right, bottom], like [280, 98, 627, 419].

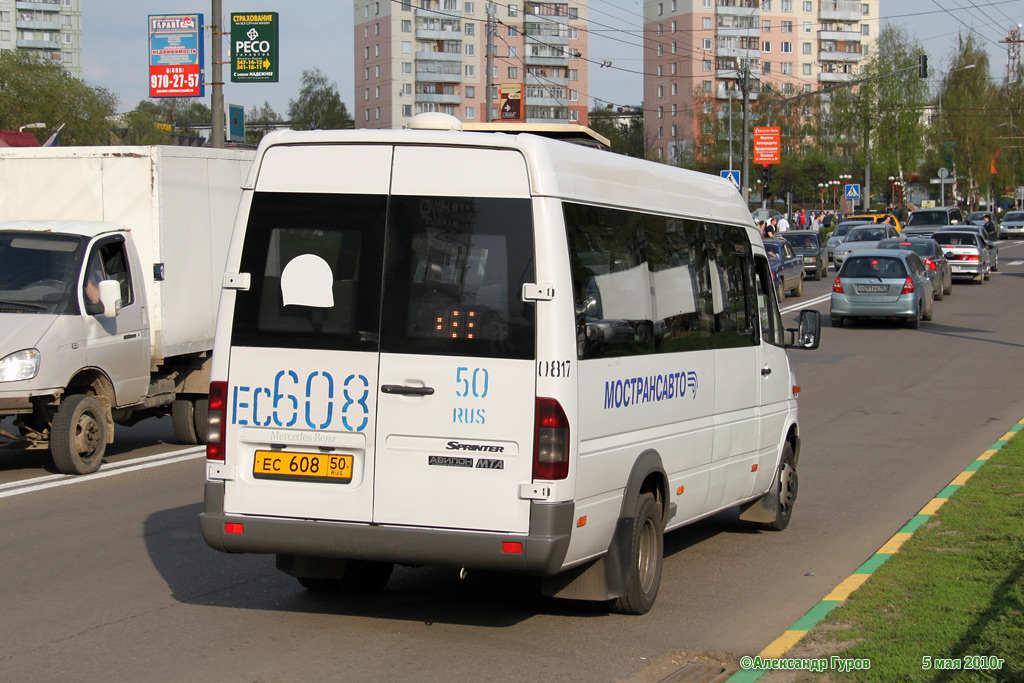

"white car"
[999, 211, 1024, 239]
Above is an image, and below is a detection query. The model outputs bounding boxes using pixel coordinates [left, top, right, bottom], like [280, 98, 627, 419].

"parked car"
[781, 230, 828, 280]
[932, 229, 997, 283]
[763, 238, 804, 300]
[876, 237, 953, 300]
[999, 211, 1024, 239]
[831, 250, 935, 329]
[832, 224, 902, 270]
[826, 220, 873, 264]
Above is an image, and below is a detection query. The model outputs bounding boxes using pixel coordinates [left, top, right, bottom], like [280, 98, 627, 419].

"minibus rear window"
[379, 196, 536, 360]
[230, 192, 387, 351]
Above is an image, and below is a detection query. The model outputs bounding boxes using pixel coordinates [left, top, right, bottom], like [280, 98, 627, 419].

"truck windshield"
[0, 232, 84, 314]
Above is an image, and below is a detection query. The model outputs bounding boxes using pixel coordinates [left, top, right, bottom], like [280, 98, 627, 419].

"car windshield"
[934, 232, 978, 247]
[847, 227, 885, 242]
[0, 232, 85, 314]
[878, 241, 932, 257]
[783, 234, 818, 248]
[763, 242, 782, 258]
[832, 222, 867, 238]
[907, 210, 948, 226]
[1004, 212, 1024, 222]
[842, 256, 908, 278]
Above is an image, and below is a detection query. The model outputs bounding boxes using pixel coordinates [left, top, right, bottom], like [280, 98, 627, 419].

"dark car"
[876, 237, 953, 300]
[763, 238, 804, 300]
[781, 230, 828, 280]
[902, 206, 965, 238]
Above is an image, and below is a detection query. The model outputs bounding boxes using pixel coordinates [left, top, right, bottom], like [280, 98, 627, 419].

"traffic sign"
[753, 127, 781, 165]
[845, 184, 861, 200]
[720, 170, 740, 190]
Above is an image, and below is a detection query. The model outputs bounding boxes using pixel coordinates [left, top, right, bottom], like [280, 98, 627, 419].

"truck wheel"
[339, 561, 394, 592]
[609, 493, 663, 615]
[297, 577, 339, 591]
[171, 399, 199, 445]
[193, 398, 209, 445]
[51, 394, 107, 475]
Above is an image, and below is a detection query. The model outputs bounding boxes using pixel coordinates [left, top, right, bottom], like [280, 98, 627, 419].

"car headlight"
[0, 348, 40, 382]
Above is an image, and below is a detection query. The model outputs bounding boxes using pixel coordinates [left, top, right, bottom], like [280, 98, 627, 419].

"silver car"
[832, 224, 901, 270]
[831, 250, 935, 329]
[826, 220, 871, 264]
[932, 230, 996, 283]
[999, 211, 1024, 239]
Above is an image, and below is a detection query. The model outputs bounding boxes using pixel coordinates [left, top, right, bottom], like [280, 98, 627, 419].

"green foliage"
[287, 68, 352, 130]
[588, 106, 648, 158]
[0, 51, 117, 145]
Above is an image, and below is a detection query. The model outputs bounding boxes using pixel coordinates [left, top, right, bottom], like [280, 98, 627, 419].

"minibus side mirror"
[786, 309, 820, 350]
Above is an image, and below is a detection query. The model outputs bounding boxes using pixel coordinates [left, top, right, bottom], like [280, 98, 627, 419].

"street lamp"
[19, 122, 46, 133]
[830, 180, 841, 213]
[839, 174, 852, 212]
[818, 182, 826, 211]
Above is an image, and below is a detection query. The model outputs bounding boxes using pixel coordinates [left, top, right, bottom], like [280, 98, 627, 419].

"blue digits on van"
[305, 371, 334, 429]
[273, 370, 299, 427]
[341, 373, 369, 431]
[455, 366, 489, 398]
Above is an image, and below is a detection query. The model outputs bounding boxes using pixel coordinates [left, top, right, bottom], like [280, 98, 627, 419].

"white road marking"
[1008, 260, 1024, 266]
[0, 447, 205, 499]
[781, 293, 831, 314]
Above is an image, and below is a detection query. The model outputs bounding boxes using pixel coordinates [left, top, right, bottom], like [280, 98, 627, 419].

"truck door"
[372, 146, 537, 534]
[80, 236, 150, 405]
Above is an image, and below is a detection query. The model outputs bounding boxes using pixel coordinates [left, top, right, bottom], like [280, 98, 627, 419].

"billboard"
[753, 127, 781, 165]
[231, 12, 279, 83]
[148, 14, 205, 98]
[499, 84, 523, 121]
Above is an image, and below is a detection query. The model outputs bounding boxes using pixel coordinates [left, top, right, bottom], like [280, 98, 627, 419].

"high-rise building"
[353, 0, 589, 129]
[643, 0, 879, 164]
[0, 0, 83, 79]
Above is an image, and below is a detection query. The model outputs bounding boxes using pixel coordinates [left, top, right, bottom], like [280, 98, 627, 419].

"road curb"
[726, 417, 1024, 682]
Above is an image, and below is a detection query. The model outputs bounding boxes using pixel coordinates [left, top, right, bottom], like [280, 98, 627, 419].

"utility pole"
[210, 0, 225, 148]
[740, 64, 751, 206]
[728, 90, 733, 171]
[485, 3, 496, 122]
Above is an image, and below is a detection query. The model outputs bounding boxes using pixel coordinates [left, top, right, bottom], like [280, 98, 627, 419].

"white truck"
[0, 145, 254, 474]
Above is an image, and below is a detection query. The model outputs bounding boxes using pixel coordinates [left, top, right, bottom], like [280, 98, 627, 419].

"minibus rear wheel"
[609, 493, 663, 615]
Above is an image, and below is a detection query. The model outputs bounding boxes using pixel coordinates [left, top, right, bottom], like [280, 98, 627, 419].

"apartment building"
[0, 0, 82, 78]
[354, 0, 589, 129]
[643, 0, 879, 164]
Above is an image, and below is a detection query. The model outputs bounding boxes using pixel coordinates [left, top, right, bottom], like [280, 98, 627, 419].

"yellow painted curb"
[920, 497, 950, 515]
[1001, 432, 1016, 442]
[878, 532, 913, 555]
[824, 573, 870, 602]
[978, 449, 998, 461]
[759, 630, 808, 659]
[951, 471, 976, 486]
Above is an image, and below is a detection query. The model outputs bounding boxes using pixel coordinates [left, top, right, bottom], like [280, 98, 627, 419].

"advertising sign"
[499, 84, 523, 121]
[148, 14, 205, 98]
[231, 12, 279, 83]
[753, 126, 781, 165]
[229, 104, 246, 143]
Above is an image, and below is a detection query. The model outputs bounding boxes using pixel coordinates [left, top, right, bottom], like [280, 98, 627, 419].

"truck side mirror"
[97, 280, 122, 318]
[786, 309, 820, 350]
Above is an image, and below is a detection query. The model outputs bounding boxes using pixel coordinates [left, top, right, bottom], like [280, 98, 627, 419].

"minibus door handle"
[761, 367, 772, 377]
[381, 384, 435, 396]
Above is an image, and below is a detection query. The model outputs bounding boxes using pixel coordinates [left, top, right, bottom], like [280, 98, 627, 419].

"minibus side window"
[379, 196, 535, 360]
[647, 216, 710, 353]
[755, 256, 784, 347]
[565, 203, 655, 360]
[705, 224, 756, 349]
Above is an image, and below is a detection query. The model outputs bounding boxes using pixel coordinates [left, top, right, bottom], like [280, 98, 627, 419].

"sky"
[80, 0, 1024, 118]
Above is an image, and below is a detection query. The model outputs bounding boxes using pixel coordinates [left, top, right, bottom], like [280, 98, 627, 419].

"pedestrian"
[799, 210, 807, 227]
[777, 213, 790, 232]
[810, 211, 821, 231]
[765, 217, 778, 238]
[982, 213, 998, 243]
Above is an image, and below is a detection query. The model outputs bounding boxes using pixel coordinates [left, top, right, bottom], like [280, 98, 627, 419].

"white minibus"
[201, 113, 820, 614]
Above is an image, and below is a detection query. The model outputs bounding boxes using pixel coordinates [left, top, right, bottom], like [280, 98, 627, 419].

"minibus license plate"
[857, 284, 887, 293]
[253, 451, 353, 483]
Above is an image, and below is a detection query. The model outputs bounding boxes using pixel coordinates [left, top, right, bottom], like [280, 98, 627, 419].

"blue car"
[764, 238, 805, 300]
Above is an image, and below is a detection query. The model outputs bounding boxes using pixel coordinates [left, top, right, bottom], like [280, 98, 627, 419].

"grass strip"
[775, 432, 1024, 681]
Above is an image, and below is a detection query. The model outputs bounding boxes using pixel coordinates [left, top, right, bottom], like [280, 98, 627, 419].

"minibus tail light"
[534, 398, 569, 480]
[206, 381, 227, 461]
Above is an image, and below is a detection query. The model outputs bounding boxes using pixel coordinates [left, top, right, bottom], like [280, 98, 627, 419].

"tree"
[244, 101, 284, 145]
[288, 68, 352, 130]
[0, 51, 117, 145]
[588, 105, 649, 158]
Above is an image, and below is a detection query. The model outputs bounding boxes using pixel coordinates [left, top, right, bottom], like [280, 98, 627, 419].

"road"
[2, 241, 1023, 682]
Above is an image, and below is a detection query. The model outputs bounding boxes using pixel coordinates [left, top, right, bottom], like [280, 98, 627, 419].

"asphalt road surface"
[3, 241, 1023, 682]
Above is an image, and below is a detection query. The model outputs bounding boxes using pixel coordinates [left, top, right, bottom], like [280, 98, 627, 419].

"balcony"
[716, 46, 759, 60]
[716, 67, 760, 80]
[525, 53, 569, 67]
[819, 50, 861, 63]
[717, 26, 760, 39]
[526, 73, 568, 87]
[16, 17, 61, 31]
[416, 27, 462, 41]
[818, 30, 861, 42]
[715, 88, 758, 101]
[716, 3, 760, 18]
[415, 50, 462, 62]
[16, 37, 61, 49]
[415, 93, 462, 105]
[525, 31, 569, 45]
[819, 1, 862, 22]
[15, 0, 62, 9]
[525, 96, 569, 107]
[818, 71, 855, 83]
